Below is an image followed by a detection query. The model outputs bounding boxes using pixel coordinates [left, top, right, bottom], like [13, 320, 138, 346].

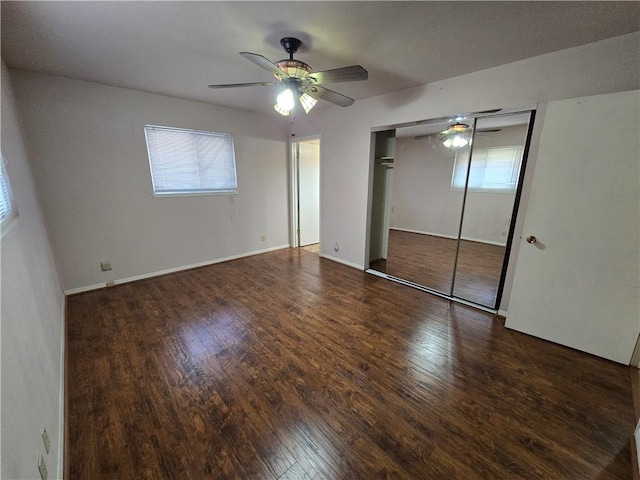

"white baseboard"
[462, 236, 507, 247]
[389, 227, 507, 247]
[64, 245, 290, 295]
[390, 227, 458, 240]
[320, 254, 364, 270]
[498, 309, 508, 317]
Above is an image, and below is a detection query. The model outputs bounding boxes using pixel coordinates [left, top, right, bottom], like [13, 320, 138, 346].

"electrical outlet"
[100, 261, 112, 271]
[260, 234, 266, 242]
[41, 428, 50, 454]
[38, 456, 47, 480]
[492, 230, 498, 236]
[502, 230, 507, 236]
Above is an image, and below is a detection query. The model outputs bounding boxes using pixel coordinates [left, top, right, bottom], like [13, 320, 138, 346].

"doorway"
[291, 136, 320, 252]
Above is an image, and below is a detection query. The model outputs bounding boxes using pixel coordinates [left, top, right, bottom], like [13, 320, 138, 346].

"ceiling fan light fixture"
[274, 103, 291, 116]
[299, 93, 318, 114]
[441, 122, 472, 149]
[442, 135, 470, 149]
[275, 88, 295, 116]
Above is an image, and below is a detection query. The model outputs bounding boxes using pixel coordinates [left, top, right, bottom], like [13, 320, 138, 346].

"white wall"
[10, 70, 290, 291]
[1, 63, 65, 479]
[391, 135, 466, 238]
[291, 31, 640, 312]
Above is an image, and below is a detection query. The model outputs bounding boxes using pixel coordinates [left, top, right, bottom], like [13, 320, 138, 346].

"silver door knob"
[526, 235, 537, 244]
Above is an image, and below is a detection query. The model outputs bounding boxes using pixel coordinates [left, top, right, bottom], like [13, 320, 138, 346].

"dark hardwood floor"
[66, 248, 634, 479]
[373, 230, 505, 307]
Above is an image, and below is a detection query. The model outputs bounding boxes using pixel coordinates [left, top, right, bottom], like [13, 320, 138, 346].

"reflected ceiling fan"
[208, 37, 368, 116]
[414, 116, 503, 149]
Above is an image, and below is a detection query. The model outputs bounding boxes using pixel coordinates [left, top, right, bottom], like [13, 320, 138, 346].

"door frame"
[289, 134, 321, 248]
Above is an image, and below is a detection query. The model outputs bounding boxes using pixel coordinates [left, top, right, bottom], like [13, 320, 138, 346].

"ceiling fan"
[208, 37, 368, 116]
[415, 121, 503, 149]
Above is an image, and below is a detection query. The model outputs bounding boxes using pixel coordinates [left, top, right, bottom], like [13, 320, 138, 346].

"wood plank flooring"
[66, 248, 634, 479]
[373, 230, 505, 307]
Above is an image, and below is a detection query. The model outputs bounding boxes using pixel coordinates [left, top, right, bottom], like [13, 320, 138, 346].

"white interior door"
[506, 90, 640, 364]
[298, 140, 320, 246]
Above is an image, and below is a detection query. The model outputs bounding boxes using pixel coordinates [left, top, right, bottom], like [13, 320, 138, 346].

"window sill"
[152, 190, 239, 198]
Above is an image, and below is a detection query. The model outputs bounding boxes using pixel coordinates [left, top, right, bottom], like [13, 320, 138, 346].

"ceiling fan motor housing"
[275, 38, 311, 79]
[280, 37, 302, 56]
[275, 59, 311, 79]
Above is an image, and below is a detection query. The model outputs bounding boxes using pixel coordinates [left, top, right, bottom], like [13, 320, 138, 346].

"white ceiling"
[2, 2, 638, 115]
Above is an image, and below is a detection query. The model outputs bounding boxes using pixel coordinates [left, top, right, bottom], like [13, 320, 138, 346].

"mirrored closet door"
[368, 109, 535, 310]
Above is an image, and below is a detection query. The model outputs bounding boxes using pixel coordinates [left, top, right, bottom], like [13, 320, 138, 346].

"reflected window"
[1, 157, 18, 237]
[452, 146, 523, 192]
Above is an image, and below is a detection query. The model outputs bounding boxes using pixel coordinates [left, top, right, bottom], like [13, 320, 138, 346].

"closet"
[367, 109, 535, 310]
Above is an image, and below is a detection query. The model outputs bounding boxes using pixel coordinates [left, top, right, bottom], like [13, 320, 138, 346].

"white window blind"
[0, 158, 16, 225]
[452, 145, 523, 192]
[144, 125, 238, 195]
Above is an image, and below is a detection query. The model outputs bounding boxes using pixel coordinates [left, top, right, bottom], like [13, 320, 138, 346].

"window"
[1, 157, 17, 234]
[452, 145, 523, 192]
[144, 125, 238, 196]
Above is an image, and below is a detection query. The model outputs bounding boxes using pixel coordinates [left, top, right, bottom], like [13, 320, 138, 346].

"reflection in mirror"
[452, 112, 532, 307]
[384, 121, 472, 294]
[368, 108, 534, 310]
[369, 130, 395, 273]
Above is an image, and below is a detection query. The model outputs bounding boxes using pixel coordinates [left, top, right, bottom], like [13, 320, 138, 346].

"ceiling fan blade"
[239, 52, 285, 77]
[302, 84, 354, 107]
[307, 65, 368, 84]
[208, 82, 277, 89]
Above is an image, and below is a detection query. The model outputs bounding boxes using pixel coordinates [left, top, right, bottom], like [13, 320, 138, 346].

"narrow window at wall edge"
[143, 125, 238, 196]
[1, 155, 18, 238]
